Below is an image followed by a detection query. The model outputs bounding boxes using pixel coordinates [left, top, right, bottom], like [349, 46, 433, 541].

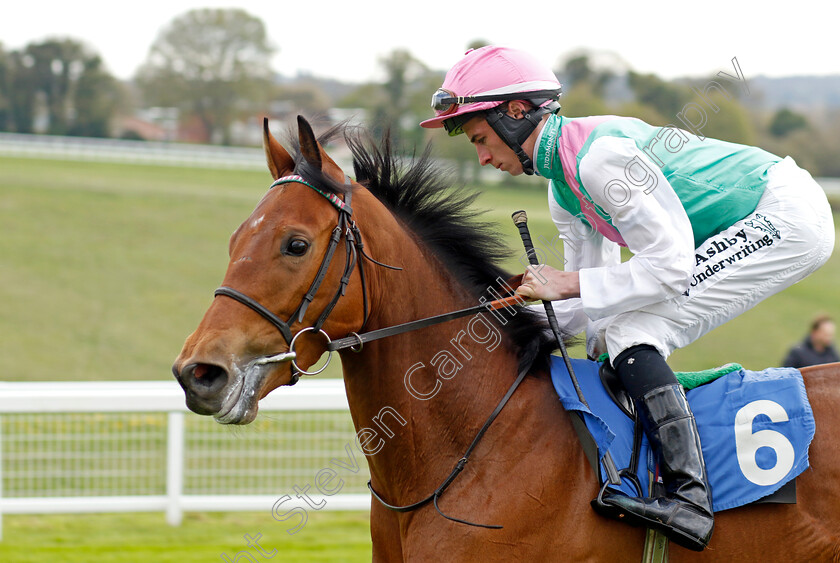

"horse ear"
[297, 115, 346, 181]
[297, 116, 323, 171]
[263, 118, 294, 180]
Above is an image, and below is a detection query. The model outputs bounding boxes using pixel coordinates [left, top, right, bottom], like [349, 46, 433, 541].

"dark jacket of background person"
[782, 315, 840, 368]
[782, 337, 840, 368]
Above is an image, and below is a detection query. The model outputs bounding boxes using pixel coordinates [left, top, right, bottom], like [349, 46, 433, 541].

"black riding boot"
[593, 383, 715, 551]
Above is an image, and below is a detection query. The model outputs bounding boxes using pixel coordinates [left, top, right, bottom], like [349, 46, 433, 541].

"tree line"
[0, 38, 121, 137]
[1, 8, 838, 177]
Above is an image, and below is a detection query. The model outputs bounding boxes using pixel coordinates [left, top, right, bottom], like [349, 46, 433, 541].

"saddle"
[599, 361, 635, 419]
[589, 360, 798, 506]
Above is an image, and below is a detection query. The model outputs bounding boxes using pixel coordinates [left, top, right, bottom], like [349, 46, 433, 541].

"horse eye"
[286, 239, 309, 256]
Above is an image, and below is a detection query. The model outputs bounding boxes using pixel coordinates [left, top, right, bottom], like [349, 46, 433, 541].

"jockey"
[420, 45, 835, 551]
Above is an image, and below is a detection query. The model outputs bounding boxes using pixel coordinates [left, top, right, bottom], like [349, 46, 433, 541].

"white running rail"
[0, 379, 370, 540]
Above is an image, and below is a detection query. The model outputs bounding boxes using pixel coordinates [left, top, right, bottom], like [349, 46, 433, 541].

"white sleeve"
[545, 187, 621, 336]
[576, 136, 695, 320]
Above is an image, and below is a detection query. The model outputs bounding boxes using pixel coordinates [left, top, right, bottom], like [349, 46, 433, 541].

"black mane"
[351, 129, 564, 370]
[289, 125, 561, 371]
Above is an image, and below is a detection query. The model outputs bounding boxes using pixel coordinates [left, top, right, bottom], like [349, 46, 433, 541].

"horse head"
[172, 117, 368, 424]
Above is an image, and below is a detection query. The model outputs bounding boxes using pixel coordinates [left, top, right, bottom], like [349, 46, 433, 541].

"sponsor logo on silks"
[745, 213, 781, 240]
[681, 216, 783, 297]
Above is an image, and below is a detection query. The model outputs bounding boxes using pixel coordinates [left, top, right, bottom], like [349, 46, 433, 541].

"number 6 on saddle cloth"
[550, 358, 813, 512]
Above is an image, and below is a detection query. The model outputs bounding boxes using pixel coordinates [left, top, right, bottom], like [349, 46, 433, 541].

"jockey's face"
[462, 113, 525, 176]
[462, 101, 544, 177]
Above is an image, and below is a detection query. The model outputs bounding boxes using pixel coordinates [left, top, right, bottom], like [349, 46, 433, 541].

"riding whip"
[512, 210, 621, 485]
[511, 210, 588, 403]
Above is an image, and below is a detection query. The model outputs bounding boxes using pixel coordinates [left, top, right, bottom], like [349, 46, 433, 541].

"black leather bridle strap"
[215, 176, 357, 341]
[348, 223, 370, 330]
[311, 192, 359, 332]
[367, 361, 531, 529]
[212, 175, 362, 388]
[214, 286, 294, 344]
[214, 221, 346, 347]
[291, 224, 343, 324]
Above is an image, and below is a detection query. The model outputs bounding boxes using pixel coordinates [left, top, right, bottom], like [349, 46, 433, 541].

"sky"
[2, 0, 838, 84]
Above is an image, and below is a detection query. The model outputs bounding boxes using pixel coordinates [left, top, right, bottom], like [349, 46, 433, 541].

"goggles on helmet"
[430, 87, 562, 117]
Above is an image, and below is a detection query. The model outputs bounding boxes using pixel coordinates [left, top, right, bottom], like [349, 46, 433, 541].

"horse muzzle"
[172, 353, 295, 424]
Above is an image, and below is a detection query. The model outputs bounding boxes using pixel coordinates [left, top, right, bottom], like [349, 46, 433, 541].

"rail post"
[166, 411, 185, 526]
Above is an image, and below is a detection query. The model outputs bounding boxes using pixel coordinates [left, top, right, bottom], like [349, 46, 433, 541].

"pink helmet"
[420, 46, 562, 135]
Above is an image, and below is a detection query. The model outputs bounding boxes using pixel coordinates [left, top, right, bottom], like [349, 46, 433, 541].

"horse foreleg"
[370, 502, 405, 562]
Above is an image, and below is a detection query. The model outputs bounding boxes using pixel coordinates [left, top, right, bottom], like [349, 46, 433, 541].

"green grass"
[1, 158, 270, 381]
[0, 511, 372, 562]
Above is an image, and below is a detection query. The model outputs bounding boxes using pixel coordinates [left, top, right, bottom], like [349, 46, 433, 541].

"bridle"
[215, 171, 526, 383]
[212, 168, 538, 529]
[214, 171, 397, 385]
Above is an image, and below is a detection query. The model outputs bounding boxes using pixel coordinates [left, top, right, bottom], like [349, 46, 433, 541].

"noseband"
[214, 172, 385, 384]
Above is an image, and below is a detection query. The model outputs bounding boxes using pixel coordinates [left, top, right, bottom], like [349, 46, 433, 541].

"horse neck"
[339, 194, 524, 498]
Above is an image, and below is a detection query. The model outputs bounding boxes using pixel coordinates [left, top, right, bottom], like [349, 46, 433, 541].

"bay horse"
[173, 116, 840, 561]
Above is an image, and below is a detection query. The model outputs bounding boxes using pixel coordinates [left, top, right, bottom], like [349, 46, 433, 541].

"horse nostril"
[181, 362, 229, 397]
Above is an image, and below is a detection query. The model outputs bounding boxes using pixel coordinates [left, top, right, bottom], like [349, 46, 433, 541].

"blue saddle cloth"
[549, 357, 815, 512]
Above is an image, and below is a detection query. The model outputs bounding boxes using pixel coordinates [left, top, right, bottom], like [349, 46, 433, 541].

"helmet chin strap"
[484, 101, 560, 175]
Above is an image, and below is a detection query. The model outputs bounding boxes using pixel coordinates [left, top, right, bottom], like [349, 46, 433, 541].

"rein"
[367, 361, 531, 529]
[328, 294, 526, 352]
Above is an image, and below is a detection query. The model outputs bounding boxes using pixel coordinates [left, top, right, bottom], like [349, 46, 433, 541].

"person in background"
[783, 314, 840, 368]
